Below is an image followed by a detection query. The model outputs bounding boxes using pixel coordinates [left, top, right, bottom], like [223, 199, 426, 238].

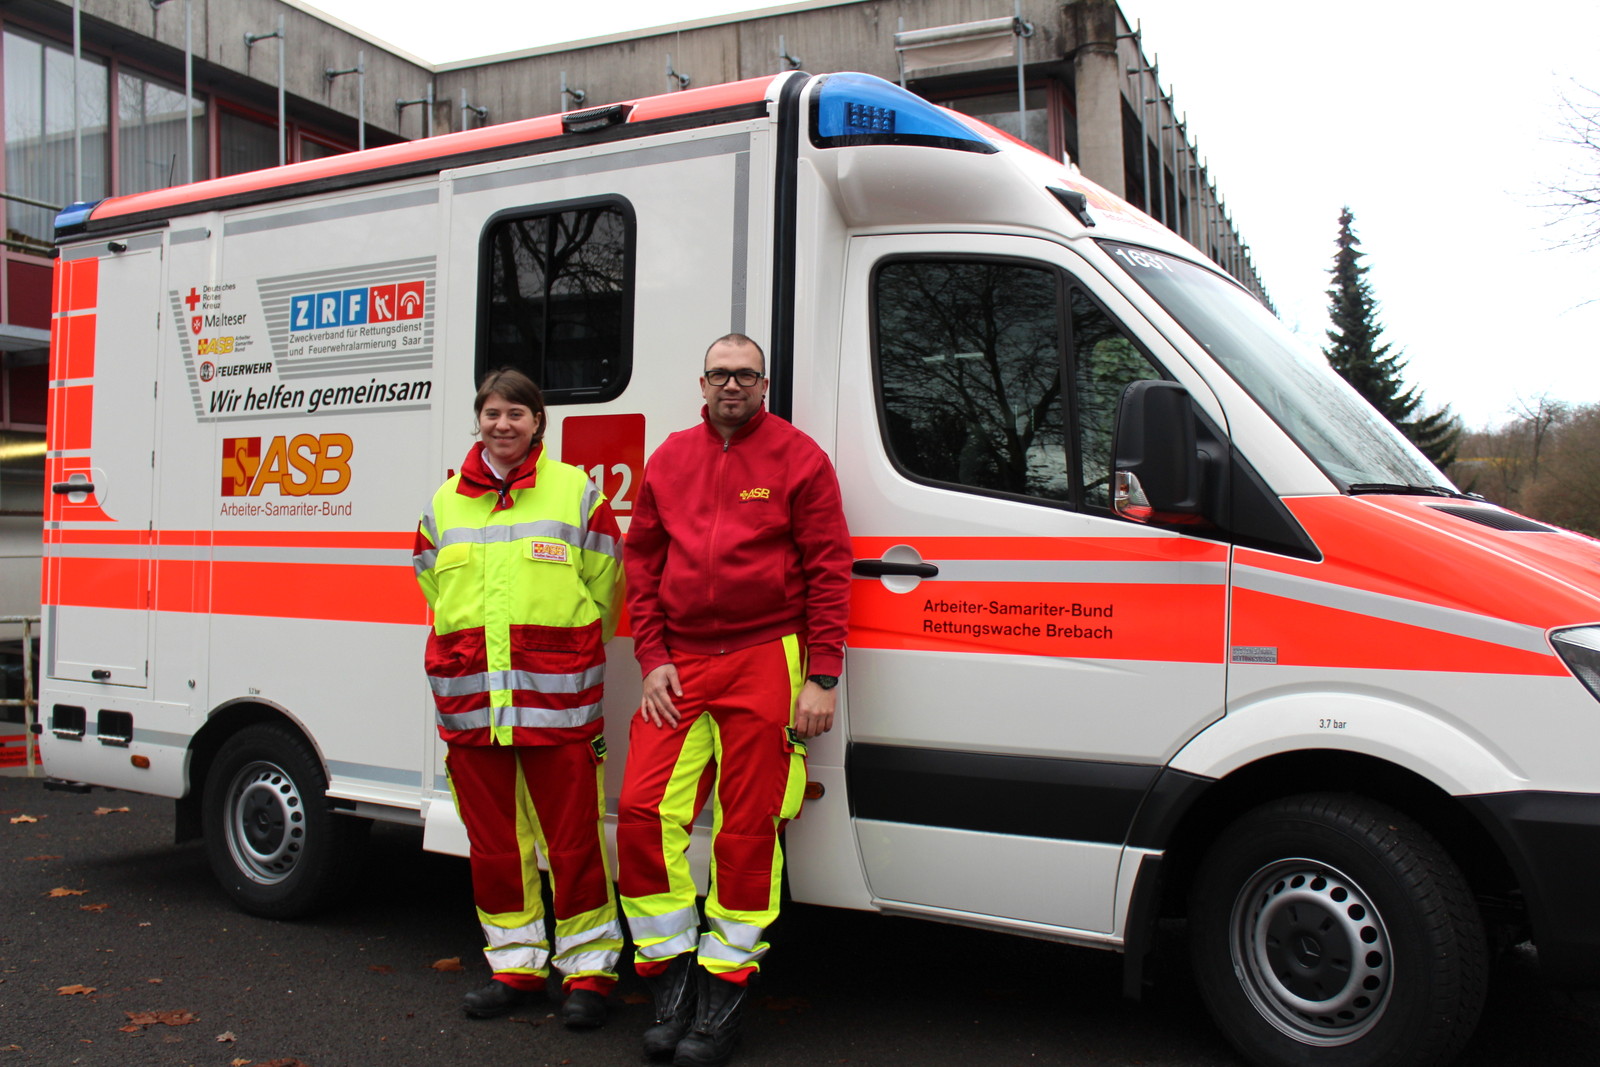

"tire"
[201, 722, 365, 919]
[1189, 794, 1486, 1067]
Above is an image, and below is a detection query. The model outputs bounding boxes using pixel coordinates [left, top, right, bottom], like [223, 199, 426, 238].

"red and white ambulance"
[42, 70, 1600, 1067]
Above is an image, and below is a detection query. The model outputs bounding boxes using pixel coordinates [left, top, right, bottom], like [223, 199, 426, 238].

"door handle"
[852, 559, 939, 579]
[53, 481, 96, 494]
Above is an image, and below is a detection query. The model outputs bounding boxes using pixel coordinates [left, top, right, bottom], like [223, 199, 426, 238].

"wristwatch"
[806, 674, 839, 690]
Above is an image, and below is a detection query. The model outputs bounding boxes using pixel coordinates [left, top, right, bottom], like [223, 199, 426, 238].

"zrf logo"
[199, 361, 216, 383]
[221, 434, 353, 497]
[289, 280, 426, 332]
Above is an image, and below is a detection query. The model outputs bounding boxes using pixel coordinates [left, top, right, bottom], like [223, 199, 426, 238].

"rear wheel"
[202, 722, 364, 919]
[1189, 793, 1486, 1067]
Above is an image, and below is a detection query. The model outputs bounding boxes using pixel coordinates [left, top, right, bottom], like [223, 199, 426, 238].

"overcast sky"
[305, 0, 1600, 430]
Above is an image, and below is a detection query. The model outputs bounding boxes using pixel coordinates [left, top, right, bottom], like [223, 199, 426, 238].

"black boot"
[672, 970, 752, 1067]
[461, 978, 537, 1019]
[641, 954, 697, 1060]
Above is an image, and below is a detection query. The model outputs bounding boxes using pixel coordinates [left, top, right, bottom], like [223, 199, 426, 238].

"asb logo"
[222, 434, 353, 497]
[289, 281, 425, 332]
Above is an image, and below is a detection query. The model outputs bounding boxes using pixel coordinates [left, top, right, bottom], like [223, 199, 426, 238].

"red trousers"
[617, 636, 808, 982]
[446, 740, 620, 993]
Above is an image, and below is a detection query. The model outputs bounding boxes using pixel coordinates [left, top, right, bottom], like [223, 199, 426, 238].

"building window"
[117, 68, 206, 194]
[479, 202, 633, 402]
[941, 88, 1049, 155]
[3, 29, 108, 247]
[0, 430, 43, 516]
[218, 106, 279, 176]
[298, 134, 349, 162]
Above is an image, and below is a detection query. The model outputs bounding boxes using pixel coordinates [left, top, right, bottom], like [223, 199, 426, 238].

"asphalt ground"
[3, 773, 1599, 1067]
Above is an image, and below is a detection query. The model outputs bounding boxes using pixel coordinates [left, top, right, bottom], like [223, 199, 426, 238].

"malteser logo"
[739, 487, 771, 502]
[221, 434, 353, 497]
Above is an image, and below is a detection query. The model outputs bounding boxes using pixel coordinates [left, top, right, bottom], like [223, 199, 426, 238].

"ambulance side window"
[1072, 288, 1162, 510]
[875, 259, 1068, 501]
[873, 257, 1160, 511]
[478, 201, 634, 402]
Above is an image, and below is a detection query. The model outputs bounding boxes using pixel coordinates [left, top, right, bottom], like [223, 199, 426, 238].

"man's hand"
[639, 664, 683, 728]
[793, 681, 836, 739]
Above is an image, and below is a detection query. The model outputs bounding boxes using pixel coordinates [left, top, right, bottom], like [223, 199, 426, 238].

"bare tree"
[1524, 404, 1600, 535]
[1544, 84, 1600, 250]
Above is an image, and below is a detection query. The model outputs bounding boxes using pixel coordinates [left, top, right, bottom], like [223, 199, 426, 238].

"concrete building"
[0, 0, 1266, 645]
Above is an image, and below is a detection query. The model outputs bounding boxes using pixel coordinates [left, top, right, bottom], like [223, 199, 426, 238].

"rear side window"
[478, 201, 633, 402]
[873, 256, 1160, 511]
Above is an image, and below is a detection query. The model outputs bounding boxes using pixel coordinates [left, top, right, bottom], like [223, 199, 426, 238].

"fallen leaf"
[232, 1059, 253, 1066]
[146, 978, 163, 983]
[8, 814, 38, 824]
[46, 887, 87, 898]
[124, 1009, 198, 1027]
[430, 957, 463, 972]
[22, 854, 61, 861]
[760, 995, 811, 1012]
[57, 985, 96, 996]
[260, 1059, 310, 1067]
[80, 904, 110, 913]
[93, 807, 131, 816]
[216, 1031, 237, 1042]
[118, 1025, 141, 1034]
[367, 964, 394, 974]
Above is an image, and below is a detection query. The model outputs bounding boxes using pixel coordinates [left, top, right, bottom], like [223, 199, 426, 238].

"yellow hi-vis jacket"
[414, 443, 622, 746]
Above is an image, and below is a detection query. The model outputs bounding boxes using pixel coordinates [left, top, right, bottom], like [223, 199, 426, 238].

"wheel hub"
[224, 761, 306, 885]
[1231, 859, 1392, 1046]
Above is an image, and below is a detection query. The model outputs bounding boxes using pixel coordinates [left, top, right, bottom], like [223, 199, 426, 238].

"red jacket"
[625, 405, 852, 678]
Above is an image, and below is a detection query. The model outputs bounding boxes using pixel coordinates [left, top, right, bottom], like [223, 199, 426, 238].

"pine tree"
[1323, 207, 1459, 467]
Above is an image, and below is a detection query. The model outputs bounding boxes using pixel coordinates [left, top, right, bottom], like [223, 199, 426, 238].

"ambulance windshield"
[1101, 242, 1454, 493]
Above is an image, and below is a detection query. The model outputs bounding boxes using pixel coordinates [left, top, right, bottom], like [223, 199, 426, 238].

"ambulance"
[41, 69, 1600, 1067]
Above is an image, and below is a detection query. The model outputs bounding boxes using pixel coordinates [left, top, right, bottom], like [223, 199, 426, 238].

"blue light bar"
[54, 200, 100, 239]
[809, 73, 997, 154]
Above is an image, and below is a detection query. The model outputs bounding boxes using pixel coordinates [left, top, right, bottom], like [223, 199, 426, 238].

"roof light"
[809, 73, 996, 154]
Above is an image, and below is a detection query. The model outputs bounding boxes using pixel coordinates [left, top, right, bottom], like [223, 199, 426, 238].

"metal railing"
[0, 616, 39, 776]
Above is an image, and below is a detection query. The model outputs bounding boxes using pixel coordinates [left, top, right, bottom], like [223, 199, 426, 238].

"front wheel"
[1189, 794, 1486, 1067]
[202, 722, 364, 919]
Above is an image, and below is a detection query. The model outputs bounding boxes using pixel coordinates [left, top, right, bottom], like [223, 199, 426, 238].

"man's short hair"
[705, 333, 765, 371]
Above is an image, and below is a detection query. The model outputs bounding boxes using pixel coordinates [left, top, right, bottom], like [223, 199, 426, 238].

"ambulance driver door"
[835, 234, 1229, 935]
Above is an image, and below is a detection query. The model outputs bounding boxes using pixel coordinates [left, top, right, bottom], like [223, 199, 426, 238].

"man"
[618, 333, 852, 1066]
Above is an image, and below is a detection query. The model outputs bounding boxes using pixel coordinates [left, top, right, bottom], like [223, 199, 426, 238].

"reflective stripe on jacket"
[415, 443, 622, 746]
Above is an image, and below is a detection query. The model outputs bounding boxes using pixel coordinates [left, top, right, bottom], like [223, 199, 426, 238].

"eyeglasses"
[704, 368, 764, 387]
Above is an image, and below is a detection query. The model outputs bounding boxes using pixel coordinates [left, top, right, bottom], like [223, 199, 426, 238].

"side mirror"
[1113, 380, 1204, 523]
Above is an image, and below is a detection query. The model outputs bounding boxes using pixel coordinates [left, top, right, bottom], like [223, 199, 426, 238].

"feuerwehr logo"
[199, 361, 216, 382]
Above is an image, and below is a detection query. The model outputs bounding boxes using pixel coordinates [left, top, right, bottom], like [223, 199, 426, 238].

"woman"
[413, 367, 623, 1028]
